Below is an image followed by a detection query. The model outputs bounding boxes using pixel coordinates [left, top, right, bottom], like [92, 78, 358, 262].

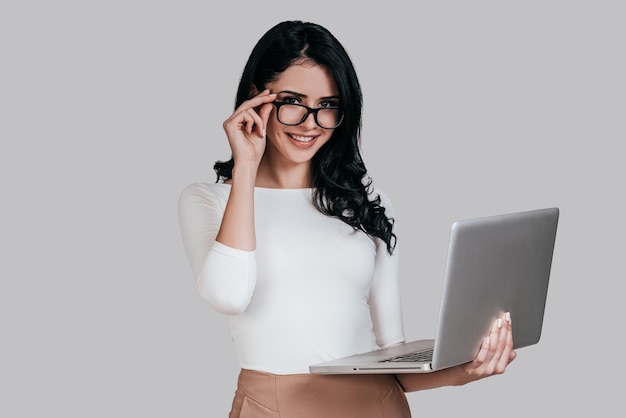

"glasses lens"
[277, 104, 308, 125]
[317, 108, 342, 129]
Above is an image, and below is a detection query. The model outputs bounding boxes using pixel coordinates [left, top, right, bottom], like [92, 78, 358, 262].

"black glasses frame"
[272, 102, 344, 129]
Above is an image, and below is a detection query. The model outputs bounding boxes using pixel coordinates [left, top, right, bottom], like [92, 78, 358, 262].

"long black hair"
[214, 20, 396, 254]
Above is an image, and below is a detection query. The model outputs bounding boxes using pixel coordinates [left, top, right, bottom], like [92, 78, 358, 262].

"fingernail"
[497, 318, 502, 328]
[506, 312, 511, 324]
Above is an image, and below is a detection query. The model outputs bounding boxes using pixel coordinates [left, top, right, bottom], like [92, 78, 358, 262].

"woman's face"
[264, 62, 339, 168]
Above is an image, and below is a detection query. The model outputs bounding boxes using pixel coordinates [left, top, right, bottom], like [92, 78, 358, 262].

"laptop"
[309, 207, 559, 374]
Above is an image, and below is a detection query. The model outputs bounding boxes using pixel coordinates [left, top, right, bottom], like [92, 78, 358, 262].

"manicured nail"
[506, 312, 511, 324]
[497, 318, 502, 328]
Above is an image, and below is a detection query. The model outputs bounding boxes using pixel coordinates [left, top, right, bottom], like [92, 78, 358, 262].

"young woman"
[178, 20, 516, 418]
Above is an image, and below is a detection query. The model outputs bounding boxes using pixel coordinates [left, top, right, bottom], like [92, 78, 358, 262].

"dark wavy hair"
[214, 20, 396, 254]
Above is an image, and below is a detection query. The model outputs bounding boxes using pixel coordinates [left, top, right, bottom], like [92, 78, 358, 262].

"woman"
[178, 20, 515, 418]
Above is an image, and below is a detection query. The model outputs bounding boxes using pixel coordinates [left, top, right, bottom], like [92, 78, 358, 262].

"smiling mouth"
[289, 134, 317, 143]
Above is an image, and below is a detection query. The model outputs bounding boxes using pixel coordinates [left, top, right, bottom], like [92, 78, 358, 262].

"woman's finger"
[484, 312, 513, 373]
[469, 314, 504, 374]
[241, 89, 277, 112]
[495, 313, 515, 370]
[225, 108, 261, 136]
[257, 101, 274, 137]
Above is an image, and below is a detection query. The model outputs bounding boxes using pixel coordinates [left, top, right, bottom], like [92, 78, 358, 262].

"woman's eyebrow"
[275, 90, 340, 101]
[275, 90, 304, 97]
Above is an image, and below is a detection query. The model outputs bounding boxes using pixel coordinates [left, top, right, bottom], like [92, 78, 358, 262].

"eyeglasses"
[272, 102, 343, 129]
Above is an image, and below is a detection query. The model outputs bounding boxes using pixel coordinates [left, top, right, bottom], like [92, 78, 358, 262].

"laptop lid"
[309, 207, 559, 374]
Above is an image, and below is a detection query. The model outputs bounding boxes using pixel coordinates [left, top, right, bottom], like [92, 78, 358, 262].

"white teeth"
[290, 134, 315, 143]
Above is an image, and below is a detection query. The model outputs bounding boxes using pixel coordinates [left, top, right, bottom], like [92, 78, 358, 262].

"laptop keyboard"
[379, 348, 433, 363]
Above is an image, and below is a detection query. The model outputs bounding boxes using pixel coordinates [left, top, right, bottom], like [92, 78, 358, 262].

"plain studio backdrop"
[1, 1, 623, 417]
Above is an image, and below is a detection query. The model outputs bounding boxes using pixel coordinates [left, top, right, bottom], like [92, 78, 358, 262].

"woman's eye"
[283, 97, 300, 104]
[320, 100, 339, 108]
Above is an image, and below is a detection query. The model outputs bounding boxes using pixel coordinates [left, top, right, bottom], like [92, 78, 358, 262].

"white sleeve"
[368, 189, 406, 348]
[177, 183, 256, 315]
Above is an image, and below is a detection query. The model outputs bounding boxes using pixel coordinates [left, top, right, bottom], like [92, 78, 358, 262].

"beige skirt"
[228, 368, 411, 418]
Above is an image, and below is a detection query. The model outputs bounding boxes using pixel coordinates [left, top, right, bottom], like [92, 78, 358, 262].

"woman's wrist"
[231, 164, 258, 187]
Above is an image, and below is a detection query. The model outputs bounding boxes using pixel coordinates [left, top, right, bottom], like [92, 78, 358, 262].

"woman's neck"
[256, 160, 312, 189]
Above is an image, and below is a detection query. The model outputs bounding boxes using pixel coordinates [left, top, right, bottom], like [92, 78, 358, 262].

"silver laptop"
[310, 207, 559, 374]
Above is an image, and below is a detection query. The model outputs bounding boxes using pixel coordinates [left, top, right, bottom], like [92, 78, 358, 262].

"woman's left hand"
[451, 311, 517, 385]
[395, 312, 516, 392]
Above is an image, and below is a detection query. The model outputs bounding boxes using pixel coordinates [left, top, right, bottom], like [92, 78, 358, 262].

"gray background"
[2, 1, 623, 416]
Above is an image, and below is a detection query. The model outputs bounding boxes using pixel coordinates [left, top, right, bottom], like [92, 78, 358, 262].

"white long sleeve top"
[177, 182, 405, 374]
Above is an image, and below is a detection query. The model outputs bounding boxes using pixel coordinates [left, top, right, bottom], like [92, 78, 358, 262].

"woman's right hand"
[222, 89, 276, 170]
